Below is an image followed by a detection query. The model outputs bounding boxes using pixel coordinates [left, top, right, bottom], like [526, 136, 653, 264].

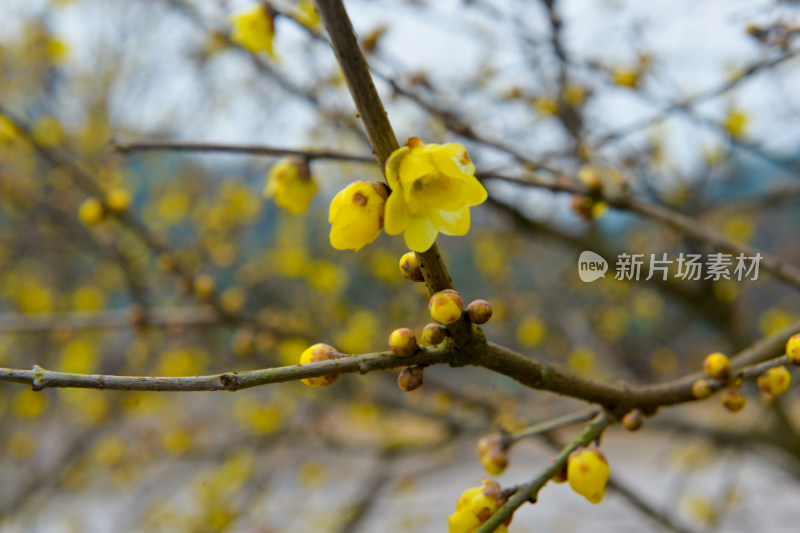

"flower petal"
[398, 152, 437, 188]
[384, 190, 407, 235]
[404, 216, 438, 252]
[456, 176, 488, 206]
[384, 146, 409, 190]
[435, 207, 471, 236]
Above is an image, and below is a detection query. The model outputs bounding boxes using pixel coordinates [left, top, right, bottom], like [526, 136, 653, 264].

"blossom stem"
[315, 0, 473, 343]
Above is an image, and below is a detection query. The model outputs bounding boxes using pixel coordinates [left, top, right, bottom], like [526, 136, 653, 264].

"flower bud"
[567, 446, 610, 504]
[106, 189, 131, 215]
[264, 157, 317, 215]
[329, 180, 388, 251]
[571, 194, 595, 220]
[621, 409, 643, 431]
[692, 379, 713, 399]
[786, 333, 800, 366]
[703, 352, 731, 380]
[299, 343, 341, 387]
[477, 433, 508, 476]
[448, 479, 510, 533]
[389, 328, 418, 357]
[193, 274, 215, 301]
[78, 197, 105, 226]
[721, 388, 746, 412]
[399, 251, 424, 282]
[466, 299, 493, 325]
[397, 366, 423, 391]
[429, 289, 463, 325]
[757, 366, 791, 397]
[421, 323, 447, 346]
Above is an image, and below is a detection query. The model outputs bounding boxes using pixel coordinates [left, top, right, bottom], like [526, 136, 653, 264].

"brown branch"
[480, 172, 800, 290]
[314, 0, 472, 344]
[0, 348, 449, 391]
[480, 317, 799, 416]
[593, 49, 800, 148]
[114, 140, 377, 164]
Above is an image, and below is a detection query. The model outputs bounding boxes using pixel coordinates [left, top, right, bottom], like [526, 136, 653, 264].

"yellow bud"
[448, 479, 509, 533]
[399, 251, 424, 282]
[397, 366, 423, 391]
[193, 274, 215, 301]
[429, 289, 463, 325]
[703, 352, 731, 380]
[329, 181, 388, 251]
[477, 433, 508, 476]
[563, 84, 587, 108]
[621, 409, 643, 431]
[571, 194, 595, 220]
[612, 68, 638, 88]
[692, 379, 713, 400]
[786, 333, 800, 365]
[466, 299, 493, 325]
[757, 366, 791, 397]
[298, 343, 341, 387]
[577, 165, 602, 192]
[78, 197, 105, 226]
[389, 328, 418, 357]
[106, 189, 131, 215]
[230, 4, 277, 59]
[421, 323, 447, 346]
[264, 158, 317, 215]
[721, 388, 746, 412]
[567, 446, 610, 504]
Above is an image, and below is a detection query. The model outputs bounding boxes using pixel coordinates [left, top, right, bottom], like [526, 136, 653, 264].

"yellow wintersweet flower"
[264, 158, 317, 215]
[384, 138, 487, 252]
[295, 0, 321, 30]
[567, 446, 610, 504]
[230, 4, 277, 59]
[448, 479, 509, 533]
[723, 109, 748, 139]
[329, 181, 388, 251]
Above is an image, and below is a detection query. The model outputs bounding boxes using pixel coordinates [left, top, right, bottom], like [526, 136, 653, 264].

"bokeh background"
[1, 0, 800, 531]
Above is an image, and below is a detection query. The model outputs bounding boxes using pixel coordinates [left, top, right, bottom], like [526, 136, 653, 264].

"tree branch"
[0, 348, 449, 392]
[114, 140, 377, 164]
[314, 0, 473, 344]
[476, 411, 613, 533]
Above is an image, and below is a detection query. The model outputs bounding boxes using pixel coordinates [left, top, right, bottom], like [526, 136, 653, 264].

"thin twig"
[0, 348, 449, 391]
[508, 408, 599, 445]
[114, 140, 377, 164]
[476, 411, 613, 533]
[480, 172, 800, 290]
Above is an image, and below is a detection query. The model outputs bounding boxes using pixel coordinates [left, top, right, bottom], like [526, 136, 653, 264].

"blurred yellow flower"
[230, 5, 277, 59]
[384, 138, 487, 252]
[612, 67, 638, 88]
[448, 479, 509, 533]
[723, 109, 748, 139]
[567, 446, 610, 504]
[264, 158, 317, 215]
[329, 180, 387, 251]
